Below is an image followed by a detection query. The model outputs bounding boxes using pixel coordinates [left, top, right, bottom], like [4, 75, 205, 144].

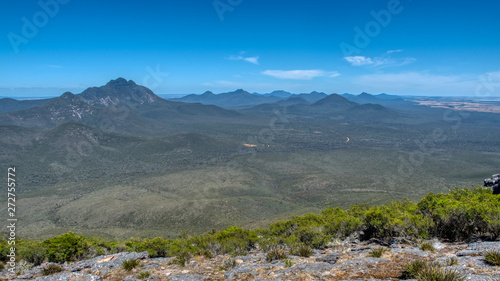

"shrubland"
[2, 187, 499, 266]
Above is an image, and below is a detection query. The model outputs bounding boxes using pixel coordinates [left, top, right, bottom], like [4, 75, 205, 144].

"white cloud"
[386, 49, 403, 54]
[344, 56, 374, 66]
[344, 50, 415, 68]
[262, 70, 340, 80]
[228, 53, 260, 65]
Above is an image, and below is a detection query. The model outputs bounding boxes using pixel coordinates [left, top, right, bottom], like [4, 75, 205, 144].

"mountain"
[297, 91, 328, 103]
[242, 96, 310, 113]
[311, 94, 356, 109]
[171, 89, 283, 109]
[0, 97, 52, 114]
[265, 90, 294, 98]
[342, 92, 411, 107]
[0, 78, 239, 135]
[79, 78, 160, 107]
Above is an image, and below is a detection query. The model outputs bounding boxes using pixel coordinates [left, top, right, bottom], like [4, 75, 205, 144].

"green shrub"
[41, 264, 63, 276]
[173, 251, 192, 267]
[266, 246, 288, 262]
[18, 241, 47, 266]
[402, 260, 427, 279]
[420, 242, 435, 252]
[137, 271, 150, 279]
[368, 246, 387, 258]
[417, 266, 464, 281]
[483, 250, 500, 265]
[122, 259, 140, 271]
[285, 259, 293, 267]
[215, 226, 258, 255]
[291, 244, 313, 257]
[42, 232, 90, 263]
[401, 260, 464, 281]
[0, 261, 4, 270]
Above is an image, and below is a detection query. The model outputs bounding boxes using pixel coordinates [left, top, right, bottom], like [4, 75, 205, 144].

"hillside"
[3, 187, 500, 280]
[0, 97, 51, 114]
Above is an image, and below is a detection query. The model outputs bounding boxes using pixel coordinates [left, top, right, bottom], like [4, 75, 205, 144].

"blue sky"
[1, 0, 500, 97]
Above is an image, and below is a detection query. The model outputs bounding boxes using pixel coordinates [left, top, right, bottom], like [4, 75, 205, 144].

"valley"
[1, 78, 499, 239]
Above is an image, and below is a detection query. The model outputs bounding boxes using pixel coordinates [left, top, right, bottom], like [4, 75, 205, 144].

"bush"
[122, 259, 140, 271]
[18, 241, 47, 266]
[368, 246, 387, 258]
[137, 271, 150, 279]
[41, 264, 63, 276]
[420, 242, 435, 252]
[215, 226, 258, 255]
[401, 260, 464, 281]
[291, 244, 313, 257]
[417, 266, 464, 281]
[43, 232, 90, 263]
[402, 260, 427, 279]
[173, 251, 192, 267]
[266, 246, 288, 262]
[484, 250, 500, 265]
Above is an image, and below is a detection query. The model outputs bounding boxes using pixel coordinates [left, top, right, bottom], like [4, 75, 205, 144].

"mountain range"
[3, 78, 499, 239]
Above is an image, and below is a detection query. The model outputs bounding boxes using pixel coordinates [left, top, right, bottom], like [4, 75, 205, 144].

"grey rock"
[168, 273, 205, 281]
[13, 272, 102, 281]
[465, 275, 500, 281]
[391, 247, 430, 257]
[316, 254, 340, 264]
[457, 250, 481, 256]
[123, 276, 141, 281]
[467, 242, 500, 252]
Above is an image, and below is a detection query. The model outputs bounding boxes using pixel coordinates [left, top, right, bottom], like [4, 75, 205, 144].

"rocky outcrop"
[4, 241, 500, 280]
[484, 173, 500, 195]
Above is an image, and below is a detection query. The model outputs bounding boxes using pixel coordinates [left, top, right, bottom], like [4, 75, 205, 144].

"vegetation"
[402, 260, 464, 281]
[266, 246, 288, 262]
[1, 188, 499, 267]
[483, 250, 500, 266]
[446, 257, 458, 266]
[420, 242, 435, 252]
[368, 246, 387, 258]
[291, 244, 314, 257]
[41, 264, 64, 276]
[122, 259, 140, 271]
[137, 271, 150, 279]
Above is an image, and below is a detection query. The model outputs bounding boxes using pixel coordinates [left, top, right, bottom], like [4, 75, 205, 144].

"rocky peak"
[80, 77, 160, 107]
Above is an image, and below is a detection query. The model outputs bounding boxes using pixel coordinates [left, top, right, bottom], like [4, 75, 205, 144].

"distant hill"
[171, 89, 283, 109]
[264, 90, 294, 99]
[297, 91, 328, 103]
[0, 97, 52, 114]
[342, 92, 410, 107]
[0, 78, 239, 135]
[311, 94, 356, 109]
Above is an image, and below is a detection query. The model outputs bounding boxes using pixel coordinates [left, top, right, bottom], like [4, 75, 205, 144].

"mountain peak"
[201, 91, 215, 96]
[105, 78, 137, 88]
[80, 77, 159, 107]
[61, 92, 75, 100]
